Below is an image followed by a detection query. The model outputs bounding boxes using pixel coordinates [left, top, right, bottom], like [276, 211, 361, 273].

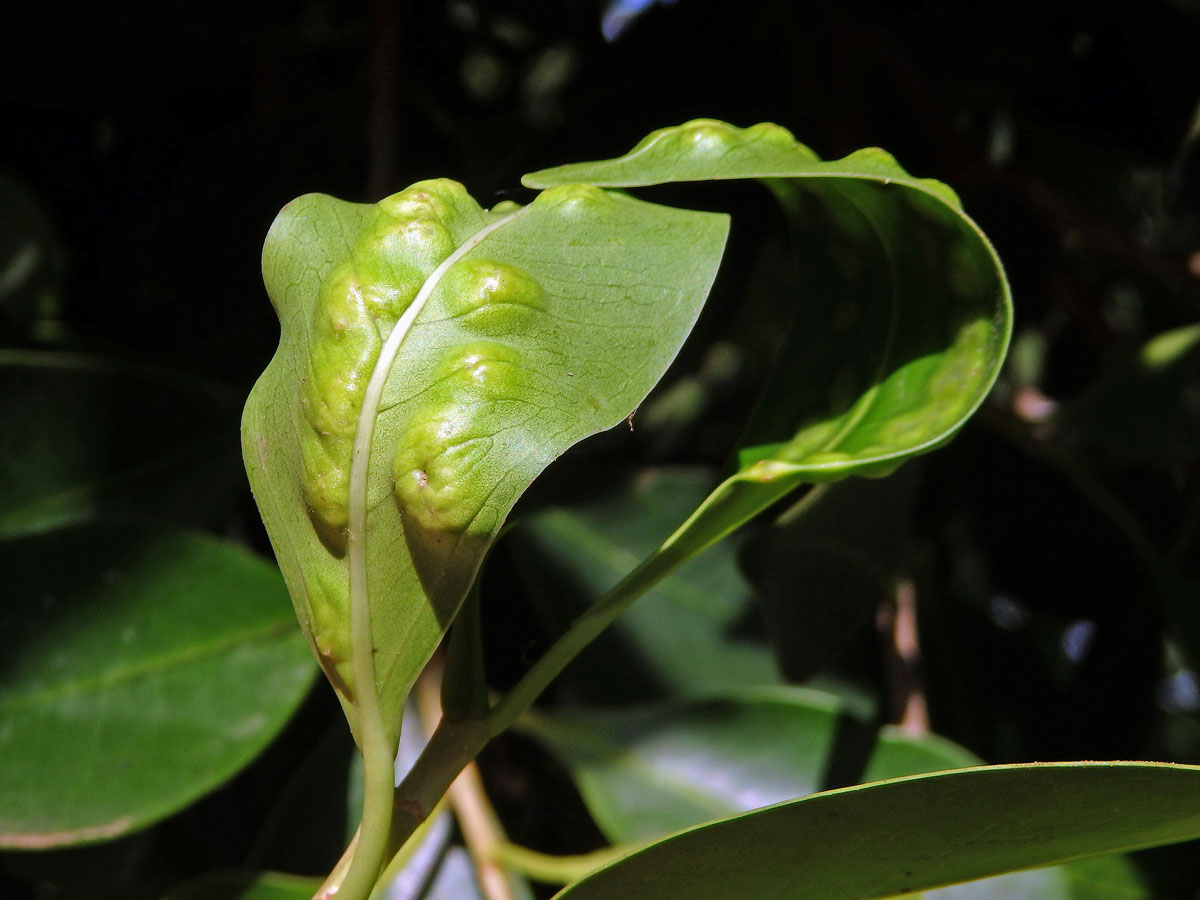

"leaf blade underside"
[243, 180, 729, 740]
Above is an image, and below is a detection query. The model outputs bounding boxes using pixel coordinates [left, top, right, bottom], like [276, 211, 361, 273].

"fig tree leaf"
[525, 119, 1012, 566]
[553, 762, 1196, 900]
[242, 180, 728, 744]
[0, 525, 316, 849]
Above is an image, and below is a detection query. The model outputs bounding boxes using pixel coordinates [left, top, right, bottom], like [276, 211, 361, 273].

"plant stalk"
[492, 842, 629, 885]
[379, 473, 798, 875]
[484, 546, 682, 736]
[335, 736, 396, 900]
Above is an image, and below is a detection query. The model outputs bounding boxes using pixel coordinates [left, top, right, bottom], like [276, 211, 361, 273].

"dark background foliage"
[3, 0, 1199, 897]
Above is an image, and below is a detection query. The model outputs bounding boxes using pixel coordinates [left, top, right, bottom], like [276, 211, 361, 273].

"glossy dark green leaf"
[521, 687, 846, 843]
[162, 871, 321, 900]
[243, 182, 728, 743]
[525, 119, 1011, 568]
[864, 731, 1149, 899]
[554, 762, 1196, 900]
[864, 725, 981, 783]
[510, 468, 777, 701]
[0, 351, 241, 539]
[867, 729, 1148, 899]
[0, 525, 316, 848]
[528, 692, 1147, 898]
[523, 689, 986, 846]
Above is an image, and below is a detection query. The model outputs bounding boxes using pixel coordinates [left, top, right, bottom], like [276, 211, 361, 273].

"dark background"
[3, 0, 1200, 897]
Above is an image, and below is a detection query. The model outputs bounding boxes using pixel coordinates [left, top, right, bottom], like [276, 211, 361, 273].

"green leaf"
[509, 468, 778, 701]
[242, 180, 728, 743]
[864, 725, 983, 783]
[162, 871, 321, 900]
[923, 854, 1149, 900]
[520, 687, 850, 844]
[523, 121, 958, 202]
[527, 694, 1148, 898]
[0, 351, 241, 539]
[553, 762, 1194, 900]
[522, 688, 986, 847]
[525, 119, 1011, 566]
[0, 525, 316, 848]
[864, 730, 1152, 898]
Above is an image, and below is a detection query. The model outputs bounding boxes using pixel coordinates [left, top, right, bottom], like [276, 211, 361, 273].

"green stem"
[379, 542, 689, 868]
[492, 841, 631, 885]
[379, 471, 802, 876]
[774, 483, 830, 526]
[369, 797, 451, 900]
[387, 717, 491, 859]
[487, 470, 798, 736]
[485, 544, 683, 735]
[336, 197, 532, 900]
[337, 742, 397, 900]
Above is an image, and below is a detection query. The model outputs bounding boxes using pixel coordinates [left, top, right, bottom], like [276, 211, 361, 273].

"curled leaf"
[243, 178, 728, 743]
[527, 119, 1011, 565]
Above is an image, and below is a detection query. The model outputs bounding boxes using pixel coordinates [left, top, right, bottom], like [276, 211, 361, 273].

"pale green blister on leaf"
[296, 179, 485, 554]
[525, 119, 1012, 562]
[243, 176, 728, 747]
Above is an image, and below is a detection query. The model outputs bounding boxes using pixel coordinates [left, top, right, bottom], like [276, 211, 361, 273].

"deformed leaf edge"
[521, 119, 1014, 506]
[521, 119, 963, 210]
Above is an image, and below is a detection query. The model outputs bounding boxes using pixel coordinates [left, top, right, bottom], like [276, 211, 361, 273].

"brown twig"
[879, 578, 929, 735]
[414, 657, 517, 900]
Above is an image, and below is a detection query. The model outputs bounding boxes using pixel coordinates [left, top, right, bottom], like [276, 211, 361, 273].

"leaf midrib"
[343, 202, 533, 767]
